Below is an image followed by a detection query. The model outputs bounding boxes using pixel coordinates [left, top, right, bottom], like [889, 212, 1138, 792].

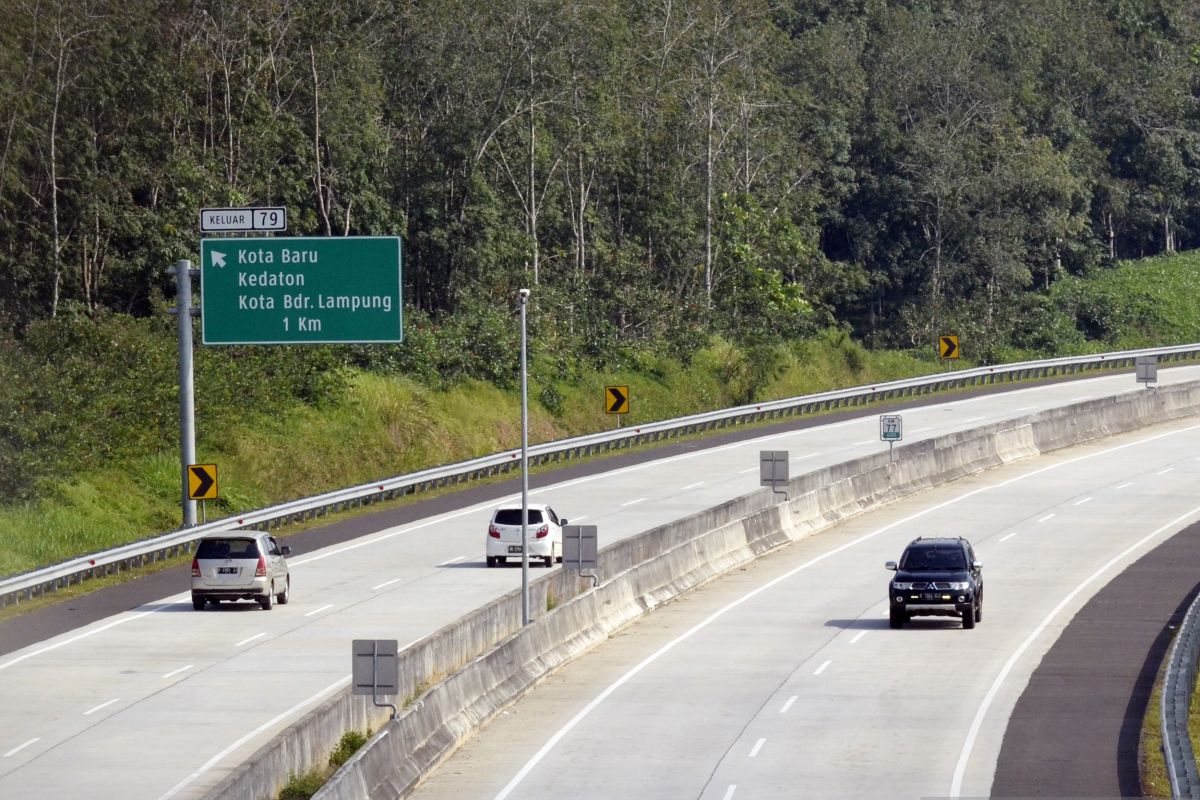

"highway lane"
[407, 417, 1200, 800]
[0, 366, 1197, 799]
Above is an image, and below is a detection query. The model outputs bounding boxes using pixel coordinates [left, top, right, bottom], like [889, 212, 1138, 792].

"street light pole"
[519, 288, 531, 626]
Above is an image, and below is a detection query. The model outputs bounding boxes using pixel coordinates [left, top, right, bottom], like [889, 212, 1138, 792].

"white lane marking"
[2, 370, 1152, 672]
[372, 577, 402, 591]
[162, 665, 193, 679]
[571, 515, 588, 522]
[813, 660, 832, 676]
[739, 467, 758, 474]
[950, 503, 1200, 797]
[621, 497, 647, 507]
[793, 452, 819, 461]
[1073, 497, 1093, 506]
[491, 421, 1200, 800]
[1116, 482, 1134, 490]
[965, 416, 986, 423]
[1037, 513, 1055, 523]
[722, 786, 737, 800]
[304, 604, 334, 618]
[679, 481, 705, 491]
[749, 738, 766, 758]
[0, 606, 168, 672]
[437, 556, 466, 567]
[780, 696, 798, 714]
[1076, 394, 1093, 401]
[235, 633, 266, 647]
[1016, 406, 1036, 411]
[83, 698, 119, 716]
[3, 738, 39, 758]
[853, 439, 874, 446]
[999, 532, 1018, 543]
[850, 630, 868, 644]
[911, 426, 932, 433]
[156, 674, 352, 800]
[1158, 467, 1175, 475]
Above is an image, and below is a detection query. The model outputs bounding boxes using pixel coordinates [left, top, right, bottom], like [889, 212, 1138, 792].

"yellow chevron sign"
[939, 335, 960, 359]
[188, 464, 218, 501]
[605, 386, 629, 415]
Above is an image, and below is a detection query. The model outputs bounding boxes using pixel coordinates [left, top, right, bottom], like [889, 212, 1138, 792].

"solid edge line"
[156, 675, 351, 800]
[948, 504, 1200, 797]
[491, 421, 1200, 800]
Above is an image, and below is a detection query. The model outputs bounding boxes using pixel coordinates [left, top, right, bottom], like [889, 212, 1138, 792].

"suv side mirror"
[885, 560, 897, 571]
[971, 560, 981, 570]
[560, 518, 568, 526]
[281, 546, 292, 556]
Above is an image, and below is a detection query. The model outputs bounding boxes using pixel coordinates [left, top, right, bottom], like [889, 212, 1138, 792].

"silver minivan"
[191, 532, 291, 610]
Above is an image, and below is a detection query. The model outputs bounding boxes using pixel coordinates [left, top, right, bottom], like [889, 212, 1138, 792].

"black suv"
[885, 537, 983, 629]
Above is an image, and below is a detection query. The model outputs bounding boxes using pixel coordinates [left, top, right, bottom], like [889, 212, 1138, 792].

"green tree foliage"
[1, 0, 1199, 486]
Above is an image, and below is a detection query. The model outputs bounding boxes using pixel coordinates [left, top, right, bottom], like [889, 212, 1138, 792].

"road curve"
[406, 418, 1200, 800]
[1, 368, 1198, 799]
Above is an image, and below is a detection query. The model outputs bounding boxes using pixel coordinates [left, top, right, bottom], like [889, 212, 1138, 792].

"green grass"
[0, 335, 933, 580]
[275, 730, 369, 800]
[6, 243, 1200, 585]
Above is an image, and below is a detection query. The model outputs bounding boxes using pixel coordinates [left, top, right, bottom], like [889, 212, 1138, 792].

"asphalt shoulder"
[991, 520, 1200, 797]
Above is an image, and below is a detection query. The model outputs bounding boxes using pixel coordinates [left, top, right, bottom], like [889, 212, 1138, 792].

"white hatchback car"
[486, 503, 567, 568]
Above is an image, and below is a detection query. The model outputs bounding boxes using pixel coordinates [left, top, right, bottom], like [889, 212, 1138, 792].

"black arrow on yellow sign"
[605, 386, 629, 415]
[938, 335, 960, 359]
[188, 464, 218, 501]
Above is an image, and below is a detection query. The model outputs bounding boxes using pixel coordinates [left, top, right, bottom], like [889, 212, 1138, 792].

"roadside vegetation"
[3, 249, 1200, 578]
[277, 730, 369, 800]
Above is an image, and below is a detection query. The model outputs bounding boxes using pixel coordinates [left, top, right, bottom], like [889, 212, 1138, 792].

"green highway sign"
[199, 237, 402, 344]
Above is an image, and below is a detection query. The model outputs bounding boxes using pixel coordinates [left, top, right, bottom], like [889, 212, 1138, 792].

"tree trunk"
[704, 90, 715, 307]
[310, 45, 332, 237]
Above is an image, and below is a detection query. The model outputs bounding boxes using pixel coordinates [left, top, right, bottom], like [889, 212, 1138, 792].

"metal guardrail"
[3, 343, 1199, 609]
[1163, 588, 1200, 797]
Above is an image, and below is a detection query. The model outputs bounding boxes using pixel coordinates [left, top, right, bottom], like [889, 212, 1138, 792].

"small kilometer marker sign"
[200, 207, 287, 233]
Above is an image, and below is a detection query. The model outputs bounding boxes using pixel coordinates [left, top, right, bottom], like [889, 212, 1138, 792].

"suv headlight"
[947, 581, 970, 590]
[892, 582, 913, 590]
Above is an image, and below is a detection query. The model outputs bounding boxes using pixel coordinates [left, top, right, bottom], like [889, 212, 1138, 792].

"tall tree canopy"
[1, 0, 1198, 351]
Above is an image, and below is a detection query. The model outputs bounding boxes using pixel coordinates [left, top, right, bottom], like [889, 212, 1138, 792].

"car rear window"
[196, 538, 260, 559]
[493, 509, 543, 525]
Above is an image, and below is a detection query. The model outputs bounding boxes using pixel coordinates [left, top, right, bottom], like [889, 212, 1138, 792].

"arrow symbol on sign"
[211, 251, 226, 268]
[607, 386, 627, 414]
[189, 466, 214, 498]
[940, 336, 958, 358]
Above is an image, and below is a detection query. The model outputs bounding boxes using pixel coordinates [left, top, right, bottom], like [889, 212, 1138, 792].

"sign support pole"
[519, 289, 531, 626]
[170, 259, 198, 527]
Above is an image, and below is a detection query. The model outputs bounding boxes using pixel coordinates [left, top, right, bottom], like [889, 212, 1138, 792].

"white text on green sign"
[200, 237, 402, 344]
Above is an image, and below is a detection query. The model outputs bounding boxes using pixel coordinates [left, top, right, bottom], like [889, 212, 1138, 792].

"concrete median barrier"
[201, 382, 1200, 800]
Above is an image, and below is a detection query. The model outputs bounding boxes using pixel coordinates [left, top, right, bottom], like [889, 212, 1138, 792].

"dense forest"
[2, 0, 1198, 356]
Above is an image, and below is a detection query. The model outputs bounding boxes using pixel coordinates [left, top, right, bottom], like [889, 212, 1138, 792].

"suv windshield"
[900, 546, 966, 571]
[494, 509, 543, 525]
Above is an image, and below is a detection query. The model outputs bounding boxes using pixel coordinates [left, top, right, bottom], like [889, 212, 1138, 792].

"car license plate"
[922, 592, 937, 600]
[507, 546, 522, 554]
[218, 567, 239, 575]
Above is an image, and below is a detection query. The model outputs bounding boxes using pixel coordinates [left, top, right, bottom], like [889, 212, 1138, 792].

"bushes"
[0, 311, 348, 502]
